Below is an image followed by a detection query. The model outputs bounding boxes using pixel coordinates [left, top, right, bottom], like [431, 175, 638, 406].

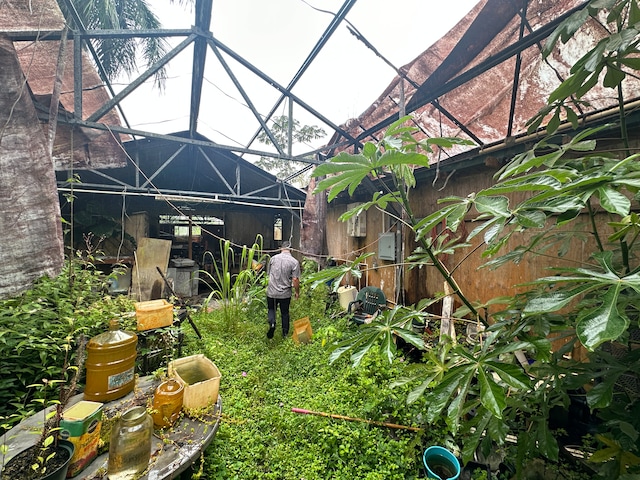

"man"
[266, 241, 300, 339]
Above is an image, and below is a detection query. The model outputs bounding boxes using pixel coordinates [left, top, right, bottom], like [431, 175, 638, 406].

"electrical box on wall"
[346, 203, 366, 237]
[378, 232, 396, 261]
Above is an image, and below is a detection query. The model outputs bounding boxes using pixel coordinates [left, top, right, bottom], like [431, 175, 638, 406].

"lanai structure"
[2, 0, 625, 299]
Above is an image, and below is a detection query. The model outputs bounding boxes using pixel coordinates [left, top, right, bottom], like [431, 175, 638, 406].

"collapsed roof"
[327, 0, 640, 161]
[3, 0, 637, 203]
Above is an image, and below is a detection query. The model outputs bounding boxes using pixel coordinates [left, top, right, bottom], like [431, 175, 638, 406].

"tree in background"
[58, 0, 168, 87]
[256, 115, 326, 188]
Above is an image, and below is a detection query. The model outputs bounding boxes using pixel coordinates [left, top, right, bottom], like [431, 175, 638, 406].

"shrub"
[0, 260, 134, 425]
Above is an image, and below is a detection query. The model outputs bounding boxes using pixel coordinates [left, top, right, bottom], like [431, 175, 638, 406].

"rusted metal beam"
[406, 0, 528, 113]
[507, 1, 529, 138]
[353, 1, 588, 144]
[189, 0, 212, 138]
[87, 34, 197, 123]
[58, 0, 133, 131]
[4, 28, 192, 41]
[242, 0, 360, 152]
[207, 39, 285, 156]
[141, 145, 187, 189]
[198, 147, 236, 194]
[208, 35, 359, 144]
[52, 115, 319, 162]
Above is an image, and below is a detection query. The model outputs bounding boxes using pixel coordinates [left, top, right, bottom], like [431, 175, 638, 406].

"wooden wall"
[324, 161, 610, 317]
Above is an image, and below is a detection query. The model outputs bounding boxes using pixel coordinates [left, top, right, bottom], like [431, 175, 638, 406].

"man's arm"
[293, 277, 300, 299]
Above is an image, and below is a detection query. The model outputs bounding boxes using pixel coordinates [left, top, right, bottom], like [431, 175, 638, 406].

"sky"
[116, 0, 480, 161]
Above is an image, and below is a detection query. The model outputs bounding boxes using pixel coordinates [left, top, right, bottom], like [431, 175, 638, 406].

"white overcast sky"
[116, 0, 480, 158]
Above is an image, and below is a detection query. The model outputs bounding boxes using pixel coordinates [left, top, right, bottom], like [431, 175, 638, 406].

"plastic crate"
[168, 354, 221, 410]
[135, 299, 173, 331]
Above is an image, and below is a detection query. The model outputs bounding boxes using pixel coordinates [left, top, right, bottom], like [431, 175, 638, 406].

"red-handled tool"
[291, 407, 422, 431]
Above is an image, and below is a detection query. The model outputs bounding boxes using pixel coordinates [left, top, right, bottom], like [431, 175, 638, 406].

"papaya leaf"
[484, 361, 531, 390]
[497, 148, 565, 180]
[478, 368, 506, 418]
[406, 372, 441, 404]
[338, 193, 399, 222]
[535, 419, 559, 461]
[474, 195, 510, 218]
[425, 364, 470, 422]
[597, 186, 631, 216]
[462, 410, 492, 464]
[445, 371, 473, 434]
[422, 136, 475, 150]
[576, 284, 630, 350]
[576, 67, 603, 98]
[523, 283, 594, 315]
[514, 210, 547, 228]
[542, 8, 589, 58]
[586, 378, 614, 409]
[603, 64, 626, 88]
[631, 0, 640, 25]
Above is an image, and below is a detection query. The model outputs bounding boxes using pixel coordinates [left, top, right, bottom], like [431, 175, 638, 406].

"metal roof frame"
[6, 0, 593, 197]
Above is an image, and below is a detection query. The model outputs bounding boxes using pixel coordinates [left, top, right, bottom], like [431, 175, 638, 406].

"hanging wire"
[69, 126, 74, 261]
[102, 125, 302, 257]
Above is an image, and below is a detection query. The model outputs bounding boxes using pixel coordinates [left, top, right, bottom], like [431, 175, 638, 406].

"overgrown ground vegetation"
[182, 283, 435, 480]
[0, 261, 593, 479]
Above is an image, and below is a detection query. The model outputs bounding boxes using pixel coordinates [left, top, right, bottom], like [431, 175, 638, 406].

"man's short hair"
[281, 241, 291, 249]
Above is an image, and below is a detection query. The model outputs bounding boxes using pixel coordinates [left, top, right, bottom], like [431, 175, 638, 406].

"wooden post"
[188, 215, 193, 260]
[440, 282, 456, 343]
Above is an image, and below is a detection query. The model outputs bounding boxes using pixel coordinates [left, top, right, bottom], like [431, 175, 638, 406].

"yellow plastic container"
[135, 299, 173, 331]
[84, 321, 138, 402]
[151, 378, 184, 428]
[292, 317, 313, 344]
[168, 354, 221, 410]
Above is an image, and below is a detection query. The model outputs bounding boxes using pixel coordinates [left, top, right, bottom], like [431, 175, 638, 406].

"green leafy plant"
[0, 255, 135, 479]
[309, 2, 640, 475]
[329, 305, 426, 367]
[303, 253, 374, 292]
[0, 260, 134, 422]
[0, 318, 87, 479]
[200, 235, 268, 331]
[313, 117, 640, 475]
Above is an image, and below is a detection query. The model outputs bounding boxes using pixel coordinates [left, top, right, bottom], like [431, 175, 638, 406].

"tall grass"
[200, 235, 268, 331]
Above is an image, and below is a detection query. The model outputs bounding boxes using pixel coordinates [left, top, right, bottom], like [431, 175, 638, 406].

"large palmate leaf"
[303, 252, 373, 292]
[413, 333, 534, 437]
[576, 285, 630, 349]
[328, 306, 426, 367]
[313, 117, 431, 202]
[523, 252, 640, 349]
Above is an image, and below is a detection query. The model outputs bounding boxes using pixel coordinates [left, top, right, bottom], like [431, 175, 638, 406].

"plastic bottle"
[84, 319, 138, 402]
[151, 378, 184, 428]
[107, 406, 153, 480]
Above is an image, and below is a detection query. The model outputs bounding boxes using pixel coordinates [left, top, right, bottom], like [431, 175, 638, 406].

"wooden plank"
[131, 238, 172, 301]
[440, 282, 456, 343]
